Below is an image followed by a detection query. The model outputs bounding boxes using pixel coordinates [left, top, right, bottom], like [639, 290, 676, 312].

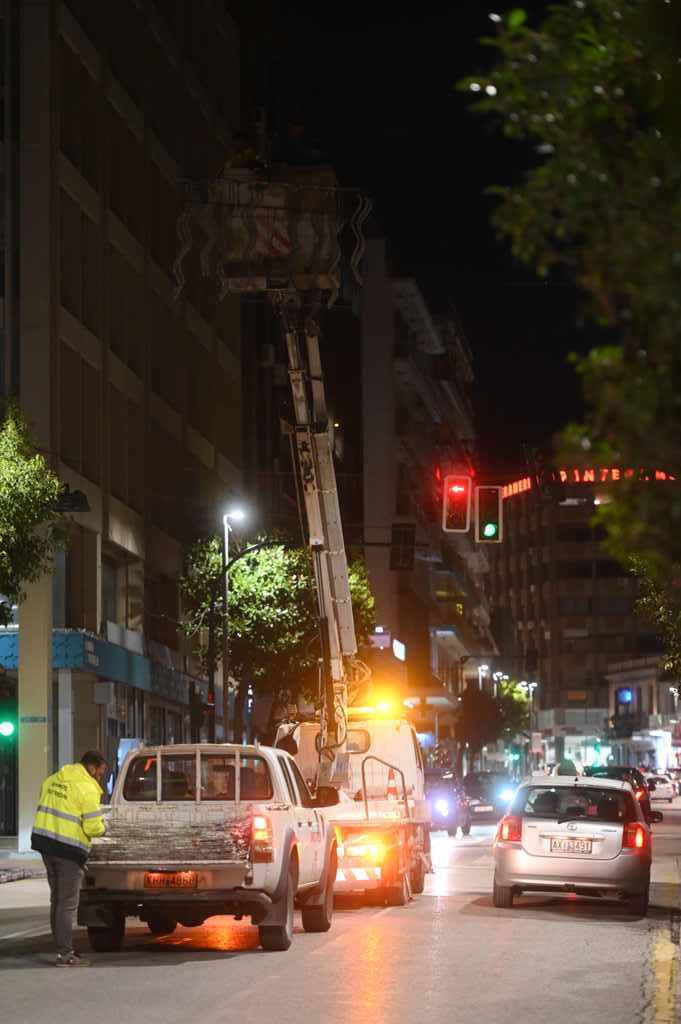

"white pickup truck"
[78, 743, 339, 952]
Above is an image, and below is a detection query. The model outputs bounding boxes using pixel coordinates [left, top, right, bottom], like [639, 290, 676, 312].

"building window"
[59, 341, 101, 484]
[59, 189, 101, 334]
[102, 558, 118, 625]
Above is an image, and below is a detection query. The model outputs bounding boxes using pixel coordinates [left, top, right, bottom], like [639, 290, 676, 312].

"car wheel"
[629, 886, 650, 917]
[301, 849, 336, 933]
[259, 860, 296, 951]
[410, 858, 426, 895]
[492, 875, 514, 909]
[386, 873, 409, 907]
[87, 913, 125, 952]
[461, 823, 471, 836]
[146, 913, 177, 936]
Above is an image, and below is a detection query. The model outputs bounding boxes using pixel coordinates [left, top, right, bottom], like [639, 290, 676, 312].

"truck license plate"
[144, 871, 198, 889]
[549, 838, 592, 855]
[475, 805, 494, 813]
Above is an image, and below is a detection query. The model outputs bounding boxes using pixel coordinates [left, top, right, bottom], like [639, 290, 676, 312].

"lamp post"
[519, 680, 539, 770]
[478, 663, 489, 691]
[670, 685, 679, 717]
[222, 507, 246, 741]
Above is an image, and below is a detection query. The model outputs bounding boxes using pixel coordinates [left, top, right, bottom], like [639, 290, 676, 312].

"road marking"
[0, 925, 49, 943]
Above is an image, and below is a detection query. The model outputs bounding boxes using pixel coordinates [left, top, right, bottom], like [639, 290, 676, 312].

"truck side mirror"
[315, 786, 339, 808]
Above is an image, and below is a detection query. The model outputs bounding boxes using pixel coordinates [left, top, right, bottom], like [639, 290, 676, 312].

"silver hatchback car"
[493, 775, 651, 914]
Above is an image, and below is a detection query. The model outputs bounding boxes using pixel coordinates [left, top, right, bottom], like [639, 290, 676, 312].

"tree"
[455, 685, 505, 770]
[0, 406, 66, 624]
[631, 557, 681, 678]
[180, 535, 375, 721]
[460, 1, 681, 580]
[498, 680, 530, 739]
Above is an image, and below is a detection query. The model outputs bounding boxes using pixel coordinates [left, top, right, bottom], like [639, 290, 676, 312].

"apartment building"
[491, 468, 664, 768]
[362, 238, 497, 763]
[0, 0, 243, 845]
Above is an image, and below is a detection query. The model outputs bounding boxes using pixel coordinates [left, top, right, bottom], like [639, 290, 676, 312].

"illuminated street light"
[223, 507, 247, 741]
[478, 663, 490, 691]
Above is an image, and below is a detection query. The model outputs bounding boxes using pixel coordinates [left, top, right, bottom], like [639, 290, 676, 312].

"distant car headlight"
[499, 788, 514, 803]
[435, 799, 449, 816]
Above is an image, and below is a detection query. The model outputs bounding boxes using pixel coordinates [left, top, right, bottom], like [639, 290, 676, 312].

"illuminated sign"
[503, 469, 675, 499]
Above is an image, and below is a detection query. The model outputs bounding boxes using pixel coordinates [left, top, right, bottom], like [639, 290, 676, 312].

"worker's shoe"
[55, 951, 90, 967]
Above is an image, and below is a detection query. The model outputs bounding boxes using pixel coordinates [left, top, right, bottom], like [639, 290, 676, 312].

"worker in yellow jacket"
[31, 751, 108, 967]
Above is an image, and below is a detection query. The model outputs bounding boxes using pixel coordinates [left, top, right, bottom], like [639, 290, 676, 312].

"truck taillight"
[251, 814, 274, 863]
[623, 822, 647, 851]
[495, 815, 522, 844]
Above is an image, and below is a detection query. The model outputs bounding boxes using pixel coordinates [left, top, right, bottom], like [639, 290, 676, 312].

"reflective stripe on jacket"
[31, 763, 105, 866]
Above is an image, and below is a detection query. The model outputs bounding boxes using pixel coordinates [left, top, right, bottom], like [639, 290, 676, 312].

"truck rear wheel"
[302, 850, 336, 933]
[259, 862, 296, 951]
[386, 873, 408, 907]
[87, 913, 125, 952]
[410, 858, 425, 895]
[146, 913, 177, 936]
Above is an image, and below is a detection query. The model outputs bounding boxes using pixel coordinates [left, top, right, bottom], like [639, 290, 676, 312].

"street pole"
[222, 514, 230, 742]
[207, 588, 216, 742]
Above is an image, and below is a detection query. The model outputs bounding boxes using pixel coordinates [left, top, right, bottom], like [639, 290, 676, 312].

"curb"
[0, 869, 46, 884]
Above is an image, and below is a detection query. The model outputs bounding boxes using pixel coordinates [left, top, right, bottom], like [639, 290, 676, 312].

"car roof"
[520, 775, 630, 792]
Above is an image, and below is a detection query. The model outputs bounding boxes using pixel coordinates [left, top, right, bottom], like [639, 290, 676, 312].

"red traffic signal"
[442, 475, 472, 532]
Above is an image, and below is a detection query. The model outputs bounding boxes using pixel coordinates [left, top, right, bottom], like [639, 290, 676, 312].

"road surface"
[2, 806, 680, 1024]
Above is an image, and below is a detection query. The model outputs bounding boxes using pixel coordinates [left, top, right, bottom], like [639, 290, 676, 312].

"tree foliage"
[0, 406, 66, 624]
[461, 0, 681, 579]
[455, 680, 529, 763]
[180, 535, 375, 703]
[631, 557, 681, 678]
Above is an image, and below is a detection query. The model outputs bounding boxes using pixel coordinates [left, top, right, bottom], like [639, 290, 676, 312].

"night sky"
[272, 2, 595, 477]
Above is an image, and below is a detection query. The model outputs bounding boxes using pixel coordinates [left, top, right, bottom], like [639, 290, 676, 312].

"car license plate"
[144, 871, 198, 889]
[549, 838, 592, 855]
[475, 804, 494, 813]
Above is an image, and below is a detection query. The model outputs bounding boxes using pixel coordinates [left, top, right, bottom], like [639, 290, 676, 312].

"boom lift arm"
[276, 293, 360, 786]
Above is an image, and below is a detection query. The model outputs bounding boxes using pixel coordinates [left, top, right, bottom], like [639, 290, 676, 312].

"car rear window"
[123, 755, 157, 801]
[512, 785, 636, 823]
[123, 753, 273, 801]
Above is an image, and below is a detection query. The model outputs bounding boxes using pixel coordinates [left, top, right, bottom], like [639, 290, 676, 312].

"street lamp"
[223, 507, 246, 741]
[478, 664, 489, 691]
[669, 685, 679, 717]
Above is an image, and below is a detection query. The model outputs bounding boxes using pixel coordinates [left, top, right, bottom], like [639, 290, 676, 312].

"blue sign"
[618, 688, 633, 705]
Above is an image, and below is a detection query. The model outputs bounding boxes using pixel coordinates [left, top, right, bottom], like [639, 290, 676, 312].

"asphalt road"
[2, 805, 681, 1024]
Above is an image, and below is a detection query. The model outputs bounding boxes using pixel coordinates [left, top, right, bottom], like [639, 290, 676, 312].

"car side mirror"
[648, 810, 663, 824]
[315, 785, 339, 808]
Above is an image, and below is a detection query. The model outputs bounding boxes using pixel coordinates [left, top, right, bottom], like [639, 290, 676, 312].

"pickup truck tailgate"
[89, 804, 251, 869]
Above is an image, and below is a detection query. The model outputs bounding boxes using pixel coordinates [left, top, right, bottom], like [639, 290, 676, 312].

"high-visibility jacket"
[31, 763, 106, 866]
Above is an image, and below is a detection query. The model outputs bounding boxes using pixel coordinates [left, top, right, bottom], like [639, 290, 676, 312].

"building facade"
[0, 0, 244, 845]
[362, 240, 497, 764]
[491, 469, 663, 769]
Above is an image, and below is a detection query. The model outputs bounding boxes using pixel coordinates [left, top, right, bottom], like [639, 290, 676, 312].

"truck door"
[276, 754, 318, 884]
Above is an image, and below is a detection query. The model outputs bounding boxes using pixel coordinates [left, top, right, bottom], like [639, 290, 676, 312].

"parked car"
[493, 775, 652, 914]
[425, 770, 472, 836]
[583, 765, 654, 822]
[645, 773, 675, 803]
[463, 772, 516, 822]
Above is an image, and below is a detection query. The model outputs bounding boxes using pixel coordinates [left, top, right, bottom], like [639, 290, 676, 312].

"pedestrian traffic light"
[442, 475, 472, 532]
[475, 485, 503, 543]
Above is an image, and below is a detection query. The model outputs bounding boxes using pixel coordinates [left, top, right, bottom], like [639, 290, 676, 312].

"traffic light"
[475, 485, 503, 543]
[442, 475, 472, 532]
[0, 685, 17, 742]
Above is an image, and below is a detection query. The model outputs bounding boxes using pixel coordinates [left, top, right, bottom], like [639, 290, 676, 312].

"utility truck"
[78, 743, 339, 952]
[276, 707, 431, 904]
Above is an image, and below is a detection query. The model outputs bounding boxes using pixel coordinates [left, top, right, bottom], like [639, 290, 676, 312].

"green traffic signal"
[483, 522, 498, 538]
[0, 720, 15, 738]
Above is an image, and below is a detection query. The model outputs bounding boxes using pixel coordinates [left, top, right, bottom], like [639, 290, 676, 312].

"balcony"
[604, 711, 669, 739]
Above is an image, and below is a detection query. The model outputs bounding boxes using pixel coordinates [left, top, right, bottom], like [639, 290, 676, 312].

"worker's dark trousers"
[41, 855, 85, 955]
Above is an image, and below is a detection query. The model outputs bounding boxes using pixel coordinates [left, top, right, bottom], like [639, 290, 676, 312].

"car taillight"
[251, 814, 274, 863]
[623, 822, 647, 850]
[496, 814, 522, 844]
[635, 788, 646, 801]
